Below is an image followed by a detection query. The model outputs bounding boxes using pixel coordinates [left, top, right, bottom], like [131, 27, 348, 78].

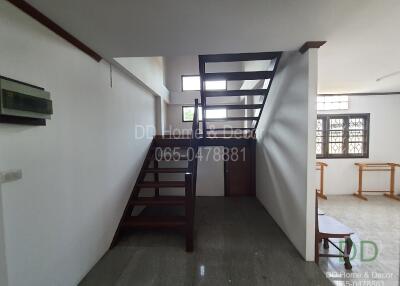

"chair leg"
[323, 239, 329, 249]
[315, 235, 320, 264]
[344, 236, 353, 270]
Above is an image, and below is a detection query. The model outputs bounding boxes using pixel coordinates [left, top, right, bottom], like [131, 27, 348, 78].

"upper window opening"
[317, 96, 349, 111]
[182, 76, 200, 91]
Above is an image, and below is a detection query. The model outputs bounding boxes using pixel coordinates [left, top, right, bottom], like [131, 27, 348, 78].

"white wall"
[165, 105, 224, 197]
[0, 2, 159, 285]
[0, 186, 8, 286]
[114, 56, 169, 101]
[164, 56, 245, 130]
[318, 94, 400, 195]
[256, 50, 317, 261]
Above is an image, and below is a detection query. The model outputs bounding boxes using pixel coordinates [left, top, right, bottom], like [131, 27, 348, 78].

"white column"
[305, 48, 318, 261]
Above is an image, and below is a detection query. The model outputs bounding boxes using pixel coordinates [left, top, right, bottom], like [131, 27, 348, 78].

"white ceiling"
[24, 0, 400, 93]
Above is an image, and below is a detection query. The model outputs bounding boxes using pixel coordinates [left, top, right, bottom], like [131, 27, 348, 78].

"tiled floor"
[80, 197, 331, 286]
[319, 195, 400, 286]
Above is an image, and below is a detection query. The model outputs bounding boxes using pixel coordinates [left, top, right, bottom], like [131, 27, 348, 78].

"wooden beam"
[205, 104, 262, 110]
[299, 41, 326, 54]
[7, 0, 102, 62]
[199, 52, 281, 63]
[204, 89, 268, 97]
[206, 128, 254, 131]
[206, 116, 258, 122]
[203, 71, 273, 81]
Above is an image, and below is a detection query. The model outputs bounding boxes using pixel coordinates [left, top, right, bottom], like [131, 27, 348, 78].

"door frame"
[223, 143, 256, 197]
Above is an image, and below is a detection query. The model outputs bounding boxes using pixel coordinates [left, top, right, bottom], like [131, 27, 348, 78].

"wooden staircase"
[110, 100, 200, 252]
[199, 52, 282, 137]
[110, 52, 283, 252]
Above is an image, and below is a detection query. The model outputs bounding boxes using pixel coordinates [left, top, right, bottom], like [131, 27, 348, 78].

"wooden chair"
[315, 194, 354, 269]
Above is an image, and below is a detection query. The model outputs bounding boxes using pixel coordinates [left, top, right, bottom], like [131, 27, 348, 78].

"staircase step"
[122, 216, 186, 228]
[206, 117, 258, 122]
[155, 156, 189, 161]
[143, 168, 188, 173]
[204, 89, 268, 97]
[154, 138, 192, 147]
[147, 152, 189, 161]
[205, 104, 263, 110]
[203, 71, 273, 81]
[137, 181, 186, 188]
[130, 196, 186, 206]
[199, 52, 281, 63]
[206, 128, 254, 131]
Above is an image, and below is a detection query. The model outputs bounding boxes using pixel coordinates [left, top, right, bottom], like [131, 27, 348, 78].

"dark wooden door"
[224, 146, 255, 196]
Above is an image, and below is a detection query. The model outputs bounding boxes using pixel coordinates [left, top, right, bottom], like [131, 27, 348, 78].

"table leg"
[354, 166, 368, 200]
[384, 165, 400, 201]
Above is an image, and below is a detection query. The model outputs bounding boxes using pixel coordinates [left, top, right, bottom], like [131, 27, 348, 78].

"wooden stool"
[316, 162, 328, 200]
[354, 163, 400, 201]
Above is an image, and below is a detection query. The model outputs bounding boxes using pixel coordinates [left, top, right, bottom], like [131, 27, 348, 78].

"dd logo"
[338, 240, 378, 262]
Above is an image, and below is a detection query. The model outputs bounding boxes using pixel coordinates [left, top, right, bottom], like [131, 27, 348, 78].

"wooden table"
[316, 162, 328, 200]
[354, 163, 400, 201]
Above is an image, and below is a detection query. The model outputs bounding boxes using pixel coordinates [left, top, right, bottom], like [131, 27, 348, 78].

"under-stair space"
[111, 52, 283, 252]
[111, 101, 200, 251]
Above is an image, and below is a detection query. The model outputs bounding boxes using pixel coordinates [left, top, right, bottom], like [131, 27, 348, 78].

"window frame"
[181, 75, 227, 92]
[316, 113, 370, 159]
[182, 105, 202, 122]
[181, 75, 200, 91]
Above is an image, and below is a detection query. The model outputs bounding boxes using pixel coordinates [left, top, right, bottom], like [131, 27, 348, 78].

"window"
[182, 76, 200, 91]
[181, 75, 226, 91]
[316, 114, 370, 159]
[317, 96, 349, 111]
[182, 106, 227, 122]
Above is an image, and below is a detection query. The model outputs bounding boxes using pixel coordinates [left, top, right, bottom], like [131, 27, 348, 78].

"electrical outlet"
[0, 169, 22, 184]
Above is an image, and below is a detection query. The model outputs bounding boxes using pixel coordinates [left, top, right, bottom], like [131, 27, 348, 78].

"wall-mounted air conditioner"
[0, 76, 52, 125]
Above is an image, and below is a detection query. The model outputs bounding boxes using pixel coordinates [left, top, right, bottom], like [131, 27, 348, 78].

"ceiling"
[24, 0, 400, 93]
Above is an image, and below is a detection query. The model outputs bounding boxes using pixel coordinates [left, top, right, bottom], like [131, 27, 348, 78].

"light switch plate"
[0, 169, 22, 184]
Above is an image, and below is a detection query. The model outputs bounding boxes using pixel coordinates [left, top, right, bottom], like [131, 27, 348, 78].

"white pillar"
[305, 48, 318, 261]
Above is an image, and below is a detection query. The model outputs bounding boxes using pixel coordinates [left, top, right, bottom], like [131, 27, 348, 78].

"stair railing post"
[185, 172, 194, 252]
[199, 56, 207, 138]
[154, 159, 159, 197]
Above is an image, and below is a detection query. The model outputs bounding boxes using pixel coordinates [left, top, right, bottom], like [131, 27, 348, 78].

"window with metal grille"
[316, 114, 370, 159]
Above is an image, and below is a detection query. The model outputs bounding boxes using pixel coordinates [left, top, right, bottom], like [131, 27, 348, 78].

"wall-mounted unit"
[0, 76, 52, 125]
